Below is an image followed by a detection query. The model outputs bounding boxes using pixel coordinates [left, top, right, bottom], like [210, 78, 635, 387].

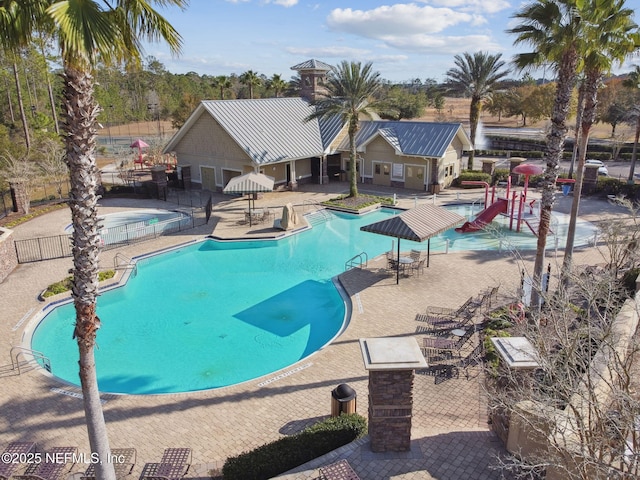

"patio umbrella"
[361, 204, 465, 284]
[223, 172, 275, 226]
[130, 138, 150, 164]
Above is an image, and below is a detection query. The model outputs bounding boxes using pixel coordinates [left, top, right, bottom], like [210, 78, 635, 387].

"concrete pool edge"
[21, 237, 354, 396]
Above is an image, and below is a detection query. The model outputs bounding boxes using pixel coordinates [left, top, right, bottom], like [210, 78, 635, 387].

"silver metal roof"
[290, 59, 333, 71]
[348, 121, 471, 158]
[202, 98, 326, 164]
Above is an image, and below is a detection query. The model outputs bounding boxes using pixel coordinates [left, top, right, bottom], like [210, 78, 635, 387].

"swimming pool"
[64, 209, 192, 246]
[32, 205, 598, 395]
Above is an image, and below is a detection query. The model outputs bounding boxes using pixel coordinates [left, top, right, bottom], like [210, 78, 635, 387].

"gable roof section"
[203, 98, 325, 164]
[165, 97, 338, 165]
[291, 59, 333, 71]
[349, 121, 471, 158]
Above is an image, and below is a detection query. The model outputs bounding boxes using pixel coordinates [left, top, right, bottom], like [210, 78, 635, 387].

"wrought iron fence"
[14, 209, 206, 263]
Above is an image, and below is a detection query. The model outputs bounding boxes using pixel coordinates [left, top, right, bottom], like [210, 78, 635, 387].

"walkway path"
[0, 183, 622, 479]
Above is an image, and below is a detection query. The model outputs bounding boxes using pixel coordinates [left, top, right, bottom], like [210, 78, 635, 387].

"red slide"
[455, 199, 508, 233]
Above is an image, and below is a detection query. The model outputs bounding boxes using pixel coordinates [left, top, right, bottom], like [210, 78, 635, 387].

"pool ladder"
[9, 346, 51, 375]
[345, 252, 368, 271]
[114, 252, 138, 277]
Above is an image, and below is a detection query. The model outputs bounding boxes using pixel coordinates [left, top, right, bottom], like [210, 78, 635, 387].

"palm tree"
[563, 0, 639, 278]
[445, 52, 509, 170]
[2, 2, 186, 479]
[212, 74, 232, 100]
[0, 5, 33, 150]
[268, 73, 286, 98]
[240, 69, 261, 99]
[306, 61, 385, 198]
[623, 66, 640, 182]
[508, 0, 585, 308]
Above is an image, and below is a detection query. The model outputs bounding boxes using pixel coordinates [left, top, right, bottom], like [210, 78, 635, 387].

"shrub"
[595, 177, 623, 196]
[222, 413, 367, 480]
[454, 170, 492, 187]
[42, 270, 116, 298]
[492, 169, 510, 185]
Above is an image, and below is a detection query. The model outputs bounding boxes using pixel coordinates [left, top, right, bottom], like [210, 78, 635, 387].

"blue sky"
[144, 0, 640, 83]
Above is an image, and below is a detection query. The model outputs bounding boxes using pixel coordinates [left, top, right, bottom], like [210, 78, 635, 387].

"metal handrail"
[345, 251, 368, 271]
[10, 346, 51, 374]
[114, 252, 138, 276]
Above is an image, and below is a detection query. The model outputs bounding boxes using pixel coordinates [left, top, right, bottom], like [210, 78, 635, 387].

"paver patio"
[0, 184, 621, 479]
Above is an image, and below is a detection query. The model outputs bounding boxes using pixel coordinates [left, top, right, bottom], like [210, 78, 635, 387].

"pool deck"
[0, 183, 628, 479]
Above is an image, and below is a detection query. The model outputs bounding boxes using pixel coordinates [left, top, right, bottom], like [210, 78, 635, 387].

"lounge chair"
[319, 459, 361, 480]
[81, 448, 136, 480]
[140, 448, 191, 480]
[14, 447, 77, 480]
[0, 442, 36, 480]
[423, 296, 475, 320]
[414, 311, 473, 335]
[422, 327, 474, 361]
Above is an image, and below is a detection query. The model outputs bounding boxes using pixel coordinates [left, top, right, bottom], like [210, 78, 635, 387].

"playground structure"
[455, 164, 576, 236]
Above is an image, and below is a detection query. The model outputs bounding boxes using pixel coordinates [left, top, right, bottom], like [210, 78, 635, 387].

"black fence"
[14, 210, 206, 263]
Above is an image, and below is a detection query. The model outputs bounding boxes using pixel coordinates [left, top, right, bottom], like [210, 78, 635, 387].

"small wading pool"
[64, 209, 192, 246]
[33, 205, 598, 395]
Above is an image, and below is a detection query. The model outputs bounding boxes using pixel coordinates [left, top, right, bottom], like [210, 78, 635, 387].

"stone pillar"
[582, 164, 599, 194]
[180, 165, 192, 190]
[359, 337, 428, 453]
[0, 227, 18, 282]
[9, 180, 28, 214]
[150, 165, 167, 200]
[482, 159, 496, 176]
[368, 369, 414, 452]
[509, 157, 526, 186]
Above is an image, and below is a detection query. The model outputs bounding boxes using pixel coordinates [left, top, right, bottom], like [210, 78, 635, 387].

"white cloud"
[286, 45, 373, 58]
[382, 33, 504, 55]
[266, 0, 298, 6]
[327, 4, 473, 36]
[425, 0, 511, 15]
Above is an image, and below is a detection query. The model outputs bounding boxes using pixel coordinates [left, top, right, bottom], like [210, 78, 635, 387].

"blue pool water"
[31, 206, 598, 395]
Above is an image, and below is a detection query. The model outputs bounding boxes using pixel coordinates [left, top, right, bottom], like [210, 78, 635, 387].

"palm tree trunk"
[467, 98, 480, 170]
[568, 81, 585, 178]
[627, 115, 640, 183]
[13, 60, 30, 150]
[563, 71, 600, 280]
[531, 48, 577, 309]
[62, 65, 116, 480]
[348, 118, 359, 197]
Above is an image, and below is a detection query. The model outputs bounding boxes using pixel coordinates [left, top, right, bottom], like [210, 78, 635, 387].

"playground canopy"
[361, 204, 465, 284]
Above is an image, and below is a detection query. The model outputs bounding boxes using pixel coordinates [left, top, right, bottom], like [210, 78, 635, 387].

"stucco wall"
[173, 112, 252, 187]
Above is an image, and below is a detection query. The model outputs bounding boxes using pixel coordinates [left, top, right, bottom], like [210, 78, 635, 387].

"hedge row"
[222, 413, 367, 480]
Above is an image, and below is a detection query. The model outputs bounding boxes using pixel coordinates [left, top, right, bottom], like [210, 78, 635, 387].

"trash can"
[331, 383, 357, 417]
[562, 184, 572, 196]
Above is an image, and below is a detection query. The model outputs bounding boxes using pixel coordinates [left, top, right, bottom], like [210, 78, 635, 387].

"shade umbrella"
[223, 172, 275, 226]
[361, 204, 465, 284]
[130, 139, 150, 164]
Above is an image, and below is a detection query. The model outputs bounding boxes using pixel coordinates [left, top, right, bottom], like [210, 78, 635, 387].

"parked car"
[585, 159, 608, 176]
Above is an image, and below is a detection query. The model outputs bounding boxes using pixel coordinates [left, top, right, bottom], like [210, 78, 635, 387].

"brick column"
[150, 165, 168, 200]
[582, 165, 599, 194]
[359, 337, 427, 453]
[368, 369, 414, 452]
[482, 159, 496, 176]
[509, 157, 526, 186]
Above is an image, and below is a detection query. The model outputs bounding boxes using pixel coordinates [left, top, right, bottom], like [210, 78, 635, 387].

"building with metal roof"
[162, 60, 471, 193]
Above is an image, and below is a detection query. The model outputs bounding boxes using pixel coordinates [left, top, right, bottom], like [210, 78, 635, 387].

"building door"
[404, 164, 426, 190]
[201, 167, 216, 192]
[372, 162, 391, 186]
